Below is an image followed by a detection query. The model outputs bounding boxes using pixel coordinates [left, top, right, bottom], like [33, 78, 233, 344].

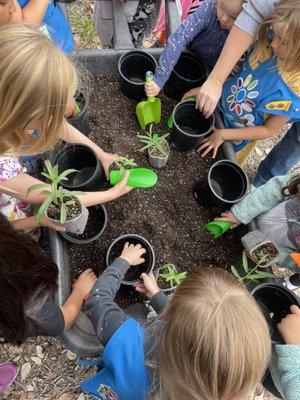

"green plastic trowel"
[109, 168, 158, 189]
[136, 71, 161, 131]
[204, 221, 232, 239]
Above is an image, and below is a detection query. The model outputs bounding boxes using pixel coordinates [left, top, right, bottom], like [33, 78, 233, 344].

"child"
[0, 24, 131, 229]
[145, 0, 244, 97]
[194, 0, 300, 161]
[0, 213, 96, 343]
[216, 174, 300, 270]
[82, 242, 271, 399]
[0, 0, 16, 25]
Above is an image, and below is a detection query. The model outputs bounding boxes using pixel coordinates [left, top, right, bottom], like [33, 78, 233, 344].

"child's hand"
[215, 211, 240, 228]
[277, 305, 300, 345]
[120, 242, 146, 265]
[134, 272, 160, 299]
[197, 129, 225, 158]
[99, 152, 118, 178]
[111, 171, 133, 197]
[73, 268, 97, 301]
[145, 81, 160, 97]
[38, 216, 67, 232]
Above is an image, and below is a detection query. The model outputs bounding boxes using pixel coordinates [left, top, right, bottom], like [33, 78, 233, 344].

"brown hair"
[0, 24, 77, 156]
[147, 268, 270, 400]
[0, 214, 58, 344]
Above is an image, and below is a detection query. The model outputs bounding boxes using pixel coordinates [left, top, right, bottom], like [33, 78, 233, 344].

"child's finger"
[291, 305, 300, 315]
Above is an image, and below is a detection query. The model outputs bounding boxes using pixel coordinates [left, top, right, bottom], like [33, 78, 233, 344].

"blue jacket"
[18, 0, 74, 54]
[81, 318, 150, 400]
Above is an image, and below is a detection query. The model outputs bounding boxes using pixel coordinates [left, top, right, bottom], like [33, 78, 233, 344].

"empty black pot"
[118, 50, 157, 100]
[194, 160, 248, 207]
[68, 90, 91, 136]
[60, 204, 107, 245]
[164, 52, 206, 101]
[106, 234, 155, 285]
[171, 100, 214, 151]
[53, 144, 105, 191]
[252, 283, 300, 343]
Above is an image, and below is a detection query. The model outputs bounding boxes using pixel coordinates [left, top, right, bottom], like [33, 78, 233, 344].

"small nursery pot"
[118, 50, 157, 100]
[53, 144, 105, 191]
[60, 204, 107, 244]
[106, 234, 155, 285]
[241, 230, 279, 268]
[47, 201, 89, 235]
[164, 52, 206, 101]
[194, 160, 249, 207]
[252, 283, 300, 343]
[68, 90, 91, 136]
[148, 140, 170, 169]
[155, 268, 177, 294]
[170, 100, 214, 151]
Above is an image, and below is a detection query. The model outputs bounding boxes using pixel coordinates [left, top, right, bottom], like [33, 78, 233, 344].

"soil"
[65, 205, 106, 240]
[67, 74, 237, 309]
[252, 242, 279, 265]
[47, 197, 82, 221]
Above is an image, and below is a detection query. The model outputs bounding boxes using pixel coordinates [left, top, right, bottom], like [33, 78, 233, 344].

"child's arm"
[185, 0, 278, 117]
[85, 243, 146, 345]
[198, 115, 289, 158]
[10, 215, 66, 233]
[14, 0, 50, 25]
[145, 2, 213, 97]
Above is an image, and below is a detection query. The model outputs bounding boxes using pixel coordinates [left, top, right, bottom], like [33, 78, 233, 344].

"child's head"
[0, 24, 78, 156]
[150, 268, 270, 400]
[0, 0, 16, 25]
[216, 0, 244, 31]
[253, 0, 300, 73]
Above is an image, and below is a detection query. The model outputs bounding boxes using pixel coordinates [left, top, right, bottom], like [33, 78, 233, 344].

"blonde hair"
[147, 268, 270, 400]
[250, 0, 300, 87]
[0, 24, 77, 156]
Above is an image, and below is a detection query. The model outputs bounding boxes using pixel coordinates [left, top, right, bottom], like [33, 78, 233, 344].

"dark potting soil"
[252, 242, 279, 265]
[66, 205, 105, 240]
[47, 197, 81, 221]
[68, 75, 237, 309]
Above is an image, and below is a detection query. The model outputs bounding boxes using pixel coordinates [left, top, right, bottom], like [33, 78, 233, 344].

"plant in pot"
[137, 125, 170, 169]
[241, 230, 279, 268]
[27, 160, 88, 234]
[230, 251, 275, 285]
[157, 263, 187, 293]
[67, 90, 91, 136]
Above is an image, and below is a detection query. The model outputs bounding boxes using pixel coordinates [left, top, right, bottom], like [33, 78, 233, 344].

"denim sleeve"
[231, 175, 291, 225]
[153, 0, 213, 88]
[85, 258, 130, 346]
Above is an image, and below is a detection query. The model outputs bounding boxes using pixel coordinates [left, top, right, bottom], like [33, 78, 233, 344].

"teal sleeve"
[270, 344, 300, 400]
[231, 175, 291, 225]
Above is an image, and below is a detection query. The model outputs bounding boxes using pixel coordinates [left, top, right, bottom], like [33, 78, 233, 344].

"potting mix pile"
[68, 75, 237, 308]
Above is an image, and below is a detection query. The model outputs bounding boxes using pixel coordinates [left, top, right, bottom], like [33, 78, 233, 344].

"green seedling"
[137, 124, 170, 157]
[230, 251, 275, 284]
[159, 263, 187, 288]
[26, 160, 85, 224]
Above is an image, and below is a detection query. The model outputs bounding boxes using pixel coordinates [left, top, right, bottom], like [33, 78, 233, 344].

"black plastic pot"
[194, 160, 249, 207]
[164, 52, 206, 101]
[60, 204, 107, 244]
[68, 90, 91, 136]
[106, 234, 155, 285]
[118, 50, 157, 100]
[170, 100, 214, 151]
[252, 283, 300, 343]
[53, 144, 105, 191]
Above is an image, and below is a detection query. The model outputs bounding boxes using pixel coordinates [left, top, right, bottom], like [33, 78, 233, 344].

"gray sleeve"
[85, 257, 130, 346]
[150, 291, 169, 314]
[235, 0, 278, 37]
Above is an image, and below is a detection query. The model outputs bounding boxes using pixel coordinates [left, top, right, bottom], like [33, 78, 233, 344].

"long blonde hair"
[147, 268, 270, 400]
[250, 0, 300, 83]
[0, 24, 77, 156]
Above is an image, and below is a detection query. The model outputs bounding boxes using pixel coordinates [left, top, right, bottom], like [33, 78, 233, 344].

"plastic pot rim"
[251, 283, 300, 308]
[60, 204, 108, 245]
[118, 50, 157, 87]
[106, 233, 155, 285]
[207, 159, 249, 204]
[172, 53, 206, 83]
[172, 100, 215, 138]
[55, 144, 104, 190]
[68, 90, 88, 123]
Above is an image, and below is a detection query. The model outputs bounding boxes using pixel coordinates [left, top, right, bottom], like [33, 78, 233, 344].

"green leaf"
[26, 183, 49, 197]
[253, 270, 275, 278]
[65, 200, 75, 206]
[57, 168, 78, 182]
[44, 160, 54, 179]
[41, 172, 52, 180]
[60, 203, 67, 224]
[242, 251, 249, 273]
[230, 265, 241, 280]
[68, 191, 86, 196]
[245, 274, 268, 280]
[36, 196, 52, 222]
